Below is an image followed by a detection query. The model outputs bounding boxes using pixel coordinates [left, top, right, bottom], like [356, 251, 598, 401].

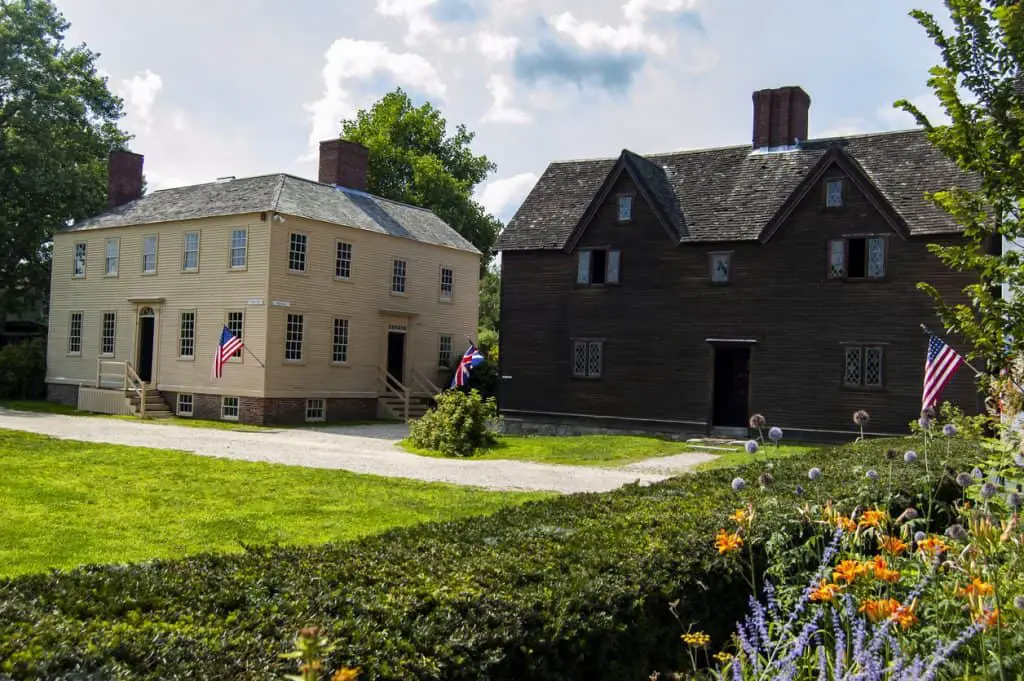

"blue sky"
[61, 0, 952, 224]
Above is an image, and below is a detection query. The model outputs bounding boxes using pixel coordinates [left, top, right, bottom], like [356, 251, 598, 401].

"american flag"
[212, 325, 244, 379]
[451, 342, 485, 388]
[922, 335, 963, 410]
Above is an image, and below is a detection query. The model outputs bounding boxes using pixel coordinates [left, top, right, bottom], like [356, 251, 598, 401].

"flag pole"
[243, 344, 266, 369]
[920, 323, 1024, 393]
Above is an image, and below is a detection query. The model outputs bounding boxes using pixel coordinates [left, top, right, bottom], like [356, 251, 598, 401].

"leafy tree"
[0, 0, 129, 318]
[897, 1, 1024, 369]
[479, 268, 500, 338]
[340, 88, 502, 266]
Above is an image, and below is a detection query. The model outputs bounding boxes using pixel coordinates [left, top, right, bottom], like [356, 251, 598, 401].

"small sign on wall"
[271, 300, 291, 307]
[247, 299, 264, 306]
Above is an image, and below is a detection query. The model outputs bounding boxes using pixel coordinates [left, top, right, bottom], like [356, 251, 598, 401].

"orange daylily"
[879, 535, 908, 556]
[834, 516, 857, 532]
[867, 556, 901, 584]
[957, 577, 995, 599]
[833, 559, 868, 584]
[859, 508, 888, 528]
[809, 580, 843, 602]
[859, 598, 899, 623]
[917, 536, 948, 556]
[976, 608, 1002, 629]
[715, 529, 743, 554]
[729, 508, 750, 525]
[890, 600, 919, 630]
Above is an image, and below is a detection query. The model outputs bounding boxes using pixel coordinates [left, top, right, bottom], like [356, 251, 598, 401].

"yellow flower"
[867, 556, 901, 584]
[859, 598, 899, 623]
[332, 668, 361, 681]
[715, 529, 743, 554]
[833, 559, 868, 584]
[729, 508, 749, 524]
[957, 577, 995, 599]
[917, 536, 948, 556]
[859, 508, 888, 528]
[809, 580, 842, 602]
[879, 535, 907, 556]
[682, 631, 711, 647]
[713, 651, 733, 664]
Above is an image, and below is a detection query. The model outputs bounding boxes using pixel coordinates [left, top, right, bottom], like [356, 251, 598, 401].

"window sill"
[104, 273, 119, 278]
[177, 412, 194, 418]
[228, 266, 248, 272]
[99, 353, 115, 359]
[305, 417, 326, 424]
[182, 268, 199, 274]
[72, 275, 86, 280]
[438, 296, 453, 304]
[177, 356, 196, 362]
[334, 276, 352, 282]
[330, 361, 350, 367]
[142, 271, 157, 276]
[221, 416, 240, 422]
[284, 359, 306, 366]
[66, 352, 82, 357]
[287, 269, 308, 276]
[390, 291, 407, 297]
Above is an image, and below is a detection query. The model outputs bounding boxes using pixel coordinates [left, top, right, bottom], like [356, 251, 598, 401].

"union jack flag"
[212, 325, 244, 379]
[451, 342, 485, 388]
[922, 335, 963, 410]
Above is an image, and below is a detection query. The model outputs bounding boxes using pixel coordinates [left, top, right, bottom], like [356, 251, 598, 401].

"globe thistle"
[865, 469, 879, 482]
[758, 471, 775, 488]
[1009, 492, 1022, 511]
[921, 406, 937, 420]
[885, 448, 899, 460]
[731, 477, 747, 492]
[745, 440, 759, 454]
[904, 450, 918, 464]
[914, 531, 927, 543]
[918, 416, 932, 430]
[981, 482, 999, 500]
[897, 507, 919, 523]
[853, 409, 870, 426]
[749, 413, 767, 429]
[972, 467, 984, 480]
[795, 484, 805, 496]
[1015, 454, 1024, 468]
[956, 472, 974, 488]
[1015, 595, 1024, 610]
[768, 426, 783, 442]
[808, 467, 823, 481]
[942, 423, 958, 437]
[944, 524, 968, 541]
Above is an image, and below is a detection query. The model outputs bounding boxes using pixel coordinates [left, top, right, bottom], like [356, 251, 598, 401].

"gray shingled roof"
[67, 174, 480, 254]
[497, 129, 974, 251]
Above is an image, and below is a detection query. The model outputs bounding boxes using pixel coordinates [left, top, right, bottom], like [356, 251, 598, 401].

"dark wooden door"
[137, 316, 155, 383]
[712, 346, 750, 428]
[386, 331, 405, 388]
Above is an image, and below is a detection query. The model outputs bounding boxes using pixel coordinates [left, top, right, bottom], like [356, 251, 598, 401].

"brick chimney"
[108, 150, 144, 208]
[752, 86, 810, 150]
[318, 139, 370, 191]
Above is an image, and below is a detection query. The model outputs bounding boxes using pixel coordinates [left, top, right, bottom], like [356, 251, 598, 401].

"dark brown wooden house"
[496, 85, 981, 439]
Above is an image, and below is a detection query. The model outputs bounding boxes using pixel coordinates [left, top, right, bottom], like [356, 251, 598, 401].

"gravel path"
[0, 408, 718, 494]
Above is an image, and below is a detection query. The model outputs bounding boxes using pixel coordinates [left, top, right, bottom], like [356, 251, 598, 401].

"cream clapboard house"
[45, 140, 481, 424]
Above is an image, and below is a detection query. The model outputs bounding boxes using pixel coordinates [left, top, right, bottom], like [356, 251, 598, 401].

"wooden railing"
[411, 369, 441, 399]
[377, 367, 410, 421]
[95, 359, 147, 418]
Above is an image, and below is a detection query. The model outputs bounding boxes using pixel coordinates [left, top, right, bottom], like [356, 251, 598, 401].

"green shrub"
[0, 338, 45, 400]
[0, 438, 981, 681]
[408, 388, 498, 457]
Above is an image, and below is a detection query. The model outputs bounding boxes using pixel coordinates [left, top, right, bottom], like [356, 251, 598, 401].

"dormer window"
[617, 195, 633, 222]
[825, 179, 844, 209]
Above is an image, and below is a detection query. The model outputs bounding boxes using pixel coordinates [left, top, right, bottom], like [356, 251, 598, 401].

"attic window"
[617, 195, 633, 222]
[577, 249, 620, 285]
[825, 179, 844, 208]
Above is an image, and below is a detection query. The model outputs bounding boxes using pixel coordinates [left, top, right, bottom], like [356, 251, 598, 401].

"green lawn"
[0, 429, 549, 577]
[692, 441, 822, 470]
[401, 434, 691, 467]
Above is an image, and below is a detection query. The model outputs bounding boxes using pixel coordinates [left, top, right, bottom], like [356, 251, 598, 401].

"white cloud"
[622, 0, 700, 24]
[482, 75, 531, 124]
[877, 94, 950, 130]
[816, 117, 872, 139]
[551, 11, 662, 53]
[476, 31, 519, 62]
[376, 0, 439, 45]
[475, 171, 539, 219]
[303, 38, 446, 154]
[115, 69, 164, 133]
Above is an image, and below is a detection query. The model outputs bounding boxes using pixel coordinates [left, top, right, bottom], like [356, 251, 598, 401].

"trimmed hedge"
[0, 438, 979, 680]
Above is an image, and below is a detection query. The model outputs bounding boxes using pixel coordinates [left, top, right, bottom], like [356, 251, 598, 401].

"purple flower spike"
[1014, 595, 1024, 610]
[745, 440, 759, 454]
[768, 426, 783, 442]
[795, 484, 805, 496]
[732, 477, 747, 492]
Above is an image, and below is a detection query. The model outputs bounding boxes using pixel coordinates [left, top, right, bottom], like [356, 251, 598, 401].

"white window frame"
[576, 249, 621, 285]
[439, 334, 453, 367]
[335, 241, 352, 280]
[67, 311, 83, 355]
[176, 393, 194, 417]
[825, 179, 844, 209]
[183, 231, 200, 272]
[392, 259, 407, 294]
[178, 310, 196, 359]
[221, 396, 239, 421]
[285, 313, 304, 362]
[305, 398, 326, 423]
[100, 312, 116, 357]
[439, 266, 454, 300]
[617, 194, 633, 222]
[142, 235, 158, 274]
[332, 317, 349, 364]
[105, 238, 119, 276]
[843, 345, 885, 388]
[288, 232, 308, 273]
[229, 228, 248, 269]
[225, 311, 244, 361]
[73, 242, 87, 278]
[571, 339, 603, 379]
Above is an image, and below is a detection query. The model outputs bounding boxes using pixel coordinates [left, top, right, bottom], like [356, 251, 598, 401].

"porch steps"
[127, 390, 173, 418]
[377, 395, 432, 422]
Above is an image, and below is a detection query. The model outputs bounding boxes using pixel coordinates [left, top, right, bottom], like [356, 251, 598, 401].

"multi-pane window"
[67, 312, 83, 354]
[285, 314, 304, 361]
[439, 334, 452, 367]
[305, 399, 326, 422]
[183, 231, 200, 271]
[332, 317, 349, 363]
[577, 249, 621, 285]
[226, 311, 244, 359]
[73, 243, 87, 277]
[392, 259, 407, 293]
[843, 346, 884, 388]
[176, 393, 194, 417]
[825, 179, 844, 208]
[221, 396, 239, 421]
[572, 339, 603, 378]
[710, 252, 732, 284]
[828, 236, 886, 280]
[142, 235, 158, 273]
[335, 241, 352, 279]
[288, 233, 307, 272]
[179, 311, 196, 358]
[105, 239, 119, 275]
[440, 267, 454, 299]
[100, 312, 116, 356]
[617, 195, 633, 221]
[229, 229, 247, 268]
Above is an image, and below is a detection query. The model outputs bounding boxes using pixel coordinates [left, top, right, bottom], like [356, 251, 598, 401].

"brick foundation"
[46, 383, 80, 408]
[159, 391, 375, 426]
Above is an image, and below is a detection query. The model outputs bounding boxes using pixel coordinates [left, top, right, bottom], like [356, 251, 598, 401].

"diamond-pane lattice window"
[864, 347, 883, 387]
[844, 347, 862, 386]
[844, 345, 884, 387]
[867, 237, 886, 279]
[572, 340, 603, 378]
[829, 239, 845, 278]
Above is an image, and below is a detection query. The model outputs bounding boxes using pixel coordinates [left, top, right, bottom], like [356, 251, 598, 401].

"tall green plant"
[408, 388, 499, 457]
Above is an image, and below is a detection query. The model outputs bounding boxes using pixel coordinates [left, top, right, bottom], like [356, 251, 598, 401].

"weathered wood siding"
[501, 167, 978, 436]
